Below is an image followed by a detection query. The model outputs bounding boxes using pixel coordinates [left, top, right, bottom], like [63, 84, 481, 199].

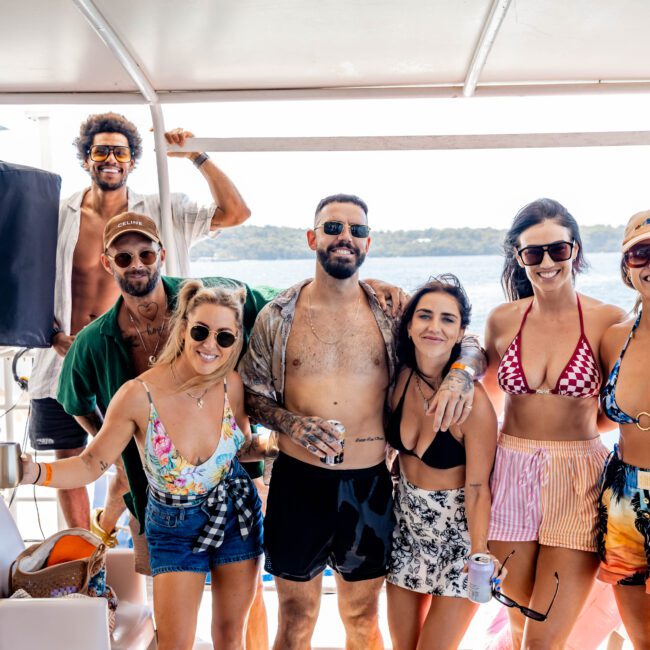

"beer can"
[320, 420, 345, 465]
[467, 553, 494, 604]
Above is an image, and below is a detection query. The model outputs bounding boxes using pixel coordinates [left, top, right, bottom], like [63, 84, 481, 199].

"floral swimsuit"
[139, 379, 245, 496]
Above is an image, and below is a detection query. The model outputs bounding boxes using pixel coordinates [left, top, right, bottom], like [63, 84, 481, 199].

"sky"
[1, 93, 650, 232]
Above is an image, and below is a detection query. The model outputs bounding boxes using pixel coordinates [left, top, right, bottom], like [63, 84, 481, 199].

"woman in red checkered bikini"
[483, 199, 625, 649]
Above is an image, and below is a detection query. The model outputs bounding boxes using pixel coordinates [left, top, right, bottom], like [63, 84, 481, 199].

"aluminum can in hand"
[319, 420, 345, 465]
[467, 553, 494, 604]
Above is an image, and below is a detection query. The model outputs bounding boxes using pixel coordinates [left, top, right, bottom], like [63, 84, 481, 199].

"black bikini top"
[386, 369, 466, 470]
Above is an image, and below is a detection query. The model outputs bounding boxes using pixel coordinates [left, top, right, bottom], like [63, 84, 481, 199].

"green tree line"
[190, 224, 625, 261]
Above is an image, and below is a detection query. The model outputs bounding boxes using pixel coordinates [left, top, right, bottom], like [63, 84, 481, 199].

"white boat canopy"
[4, 0, 650, 102]
[3, 0, 650, 270]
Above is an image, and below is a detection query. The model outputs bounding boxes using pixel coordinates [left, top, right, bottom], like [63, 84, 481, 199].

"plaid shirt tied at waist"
[149, 470, 255, 553]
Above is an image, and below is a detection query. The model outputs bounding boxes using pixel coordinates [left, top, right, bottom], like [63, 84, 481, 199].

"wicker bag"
[10, 528, 106, 598]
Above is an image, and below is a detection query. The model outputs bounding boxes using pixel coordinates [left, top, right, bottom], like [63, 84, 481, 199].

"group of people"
[15, 111, 649, 650]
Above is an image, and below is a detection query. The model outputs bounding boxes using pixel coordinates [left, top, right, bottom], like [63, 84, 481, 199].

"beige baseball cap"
[103, 212, 162, 250]
[622, 210, 650, 253]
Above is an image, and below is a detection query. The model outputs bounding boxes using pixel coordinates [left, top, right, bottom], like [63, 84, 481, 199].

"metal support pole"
[171, 130, 650, 153]
[463, 0, 512, 97]
[149, 104, 179, 275]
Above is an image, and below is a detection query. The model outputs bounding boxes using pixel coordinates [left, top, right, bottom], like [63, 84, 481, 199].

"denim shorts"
[145, 463, 264, 577]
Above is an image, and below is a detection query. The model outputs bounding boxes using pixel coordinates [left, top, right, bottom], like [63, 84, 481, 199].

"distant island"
[190, 224, 625, 261]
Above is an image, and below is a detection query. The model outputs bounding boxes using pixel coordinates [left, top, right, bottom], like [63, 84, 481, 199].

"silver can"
[320, 420, 345, 466]
[0, 442, 23, 489]
[467, 553, 494, 604]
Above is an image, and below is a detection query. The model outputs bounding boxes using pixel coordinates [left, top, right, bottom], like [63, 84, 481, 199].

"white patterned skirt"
[387, 474, 470, 597]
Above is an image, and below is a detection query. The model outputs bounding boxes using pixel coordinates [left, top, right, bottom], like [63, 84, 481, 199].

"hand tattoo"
[439, 369, 473, 395]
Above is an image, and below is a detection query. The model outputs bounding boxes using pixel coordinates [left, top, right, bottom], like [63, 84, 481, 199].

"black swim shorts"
[28, 398, 88, 451]
[264, 452, 394, 582]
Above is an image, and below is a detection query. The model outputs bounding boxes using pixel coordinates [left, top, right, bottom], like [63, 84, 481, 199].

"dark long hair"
[396, 274, 472, 383]
[501, 198, 588, 301]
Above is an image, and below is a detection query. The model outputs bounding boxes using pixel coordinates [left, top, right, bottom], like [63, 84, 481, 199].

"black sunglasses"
[106, 249, 159, 268]
[189, 324, 238, 348]
[492, 551, 559, 622]
[624, 242, 650, 268]
[517, 240, 574, 267]
[315, 221, 371, 238]
[87, 144, 133, 163]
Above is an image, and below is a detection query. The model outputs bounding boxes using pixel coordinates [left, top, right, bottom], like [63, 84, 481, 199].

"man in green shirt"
[57, 213, 276, 540]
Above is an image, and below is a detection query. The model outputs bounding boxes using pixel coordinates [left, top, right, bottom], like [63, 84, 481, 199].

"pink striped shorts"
[488, 433, 609, 552]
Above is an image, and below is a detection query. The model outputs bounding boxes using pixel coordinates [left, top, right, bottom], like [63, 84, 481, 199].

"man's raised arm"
[165, 127, 250, 229]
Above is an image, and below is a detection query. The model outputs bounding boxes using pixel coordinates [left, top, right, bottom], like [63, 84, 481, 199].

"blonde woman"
[22, 280, 264, 650]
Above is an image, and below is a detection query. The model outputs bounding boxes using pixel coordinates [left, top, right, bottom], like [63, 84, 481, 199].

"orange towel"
[46, 534, 96, 567]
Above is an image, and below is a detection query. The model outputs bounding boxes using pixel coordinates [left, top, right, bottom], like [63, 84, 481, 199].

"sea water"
[191, 252, 636, 336]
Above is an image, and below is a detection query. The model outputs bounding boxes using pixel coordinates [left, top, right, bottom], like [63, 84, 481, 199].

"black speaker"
[0, 161, 60, 347]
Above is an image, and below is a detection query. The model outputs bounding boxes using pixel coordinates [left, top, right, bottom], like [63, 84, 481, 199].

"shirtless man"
[28, 112, 250, 532]
[239, 193, 486, 650]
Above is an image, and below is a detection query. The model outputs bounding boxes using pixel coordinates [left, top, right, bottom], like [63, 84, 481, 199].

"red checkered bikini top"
[497, 296, 600, 398]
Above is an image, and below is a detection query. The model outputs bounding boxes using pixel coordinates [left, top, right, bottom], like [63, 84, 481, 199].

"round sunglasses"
[517, 240, 574, 267]
[624, 242, 650, 268]
[189, 324, 238, 348]
[106, 249, 159, 268]
[314, 221, 371, 238]
[88, 144, 133, 163]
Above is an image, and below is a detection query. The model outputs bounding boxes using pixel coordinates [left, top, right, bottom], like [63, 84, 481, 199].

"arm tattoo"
[355, 436, 384, 443]
[99, 460, 109, 472]
[469, 482, 483, 488]
[245, 390, 299, 437]
[458, 334, 488, 379]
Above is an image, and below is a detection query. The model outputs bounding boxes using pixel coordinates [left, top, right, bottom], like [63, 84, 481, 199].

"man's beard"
[317, 244, 366, 279]
[90, 166, 127, 192]
[116, 266, 161, 297]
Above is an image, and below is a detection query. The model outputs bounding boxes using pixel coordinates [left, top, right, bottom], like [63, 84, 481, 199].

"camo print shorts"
[264, 452, 394, 582]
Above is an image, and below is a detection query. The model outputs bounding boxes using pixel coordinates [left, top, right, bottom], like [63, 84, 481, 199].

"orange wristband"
[42, 463, 53, 487]
[450, 361, 476, 378]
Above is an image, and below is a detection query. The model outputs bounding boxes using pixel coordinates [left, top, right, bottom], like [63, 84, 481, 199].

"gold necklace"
[307, 287, 362, 345]
[415, 374, 438, 411]
[170, 363, 208, 409]
[127, 309, 166, 367]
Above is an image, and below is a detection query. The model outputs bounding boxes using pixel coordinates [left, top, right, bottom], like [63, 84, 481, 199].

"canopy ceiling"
[2, 0, 650, 102]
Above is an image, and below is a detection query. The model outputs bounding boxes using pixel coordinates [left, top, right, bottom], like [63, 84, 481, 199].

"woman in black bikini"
[385, 275, 497, 650]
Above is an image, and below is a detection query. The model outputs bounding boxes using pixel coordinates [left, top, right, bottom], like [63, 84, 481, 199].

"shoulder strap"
[619, 311, 642, 361]
[396, 369, 415, 408]
[517, 300, 534, 334]
[576, 294, 585, 332]
[135, 378, 153, 405]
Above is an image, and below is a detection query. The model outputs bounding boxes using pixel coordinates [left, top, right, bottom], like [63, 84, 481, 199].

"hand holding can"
[320, 420, 345, 465]
[467, 553, 495, 603]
